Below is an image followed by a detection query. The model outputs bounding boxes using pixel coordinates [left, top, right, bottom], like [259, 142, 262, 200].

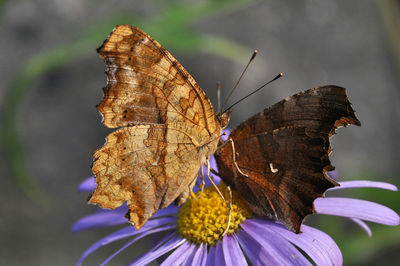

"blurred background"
[1, 0, 399, 265]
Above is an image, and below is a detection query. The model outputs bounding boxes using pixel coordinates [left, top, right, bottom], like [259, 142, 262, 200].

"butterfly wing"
[89, 25, 221, 229]
[215, 86, 360, 233]
[96, 25, 217, 132]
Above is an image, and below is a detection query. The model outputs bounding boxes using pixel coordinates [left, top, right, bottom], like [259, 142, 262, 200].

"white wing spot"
[142, 37, 150, 44]
[152, 156, 160, 166]
[269, 163, 278, 173]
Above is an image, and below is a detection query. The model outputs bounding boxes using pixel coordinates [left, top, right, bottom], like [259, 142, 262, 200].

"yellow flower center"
[177, 184, 252, 245]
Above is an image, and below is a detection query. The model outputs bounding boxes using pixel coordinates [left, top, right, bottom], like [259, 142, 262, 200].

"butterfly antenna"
[222, 73, 283, 113]
[222, 50, 258, 111]
[216, 81, 222, 113]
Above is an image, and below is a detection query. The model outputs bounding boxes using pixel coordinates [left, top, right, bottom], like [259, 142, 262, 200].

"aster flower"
[74, 157, 399, 266]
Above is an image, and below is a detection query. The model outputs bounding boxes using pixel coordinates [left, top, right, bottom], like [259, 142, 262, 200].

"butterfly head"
[216, 109, 232, 129]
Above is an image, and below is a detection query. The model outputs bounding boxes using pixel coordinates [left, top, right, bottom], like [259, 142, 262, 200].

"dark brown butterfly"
[215, 86, 360, 233]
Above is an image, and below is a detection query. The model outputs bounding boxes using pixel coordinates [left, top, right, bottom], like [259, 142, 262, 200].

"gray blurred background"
[1, 0, 399, 265]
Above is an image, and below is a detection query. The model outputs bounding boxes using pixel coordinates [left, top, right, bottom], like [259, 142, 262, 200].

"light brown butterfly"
[88, 25, 230, 229]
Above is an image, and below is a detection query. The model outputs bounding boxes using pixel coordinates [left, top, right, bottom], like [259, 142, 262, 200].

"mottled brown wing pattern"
[97, 25, 218, 136]
[215, 86, 360, 233]
[89, 25, 222, 229]
[89, 124, 205, 228]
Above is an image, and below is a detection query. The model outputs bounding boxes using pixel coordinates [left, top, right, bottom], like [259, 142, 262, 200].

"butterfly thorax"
[216, 109, 232, 129]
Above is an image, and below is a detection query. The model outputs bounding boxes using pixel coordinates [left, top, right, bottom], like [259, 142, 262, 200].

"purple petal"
[201, 172, 221, 187]
[77, 217, 176, 265]
[72, 210, 128, 232]
[182, 243, 201, 266]
[74, 201, 177, 233]
[301, 225, 343, 265]
[222, 235, 248, 266]
[95, 203, 129, 213]
[102, 226, 177, 266]
[329, 180, 398, 191]
[258, 219, 341, 265]
[315, 197, 400, 225]
[160, 241, 193, 266]
[77, 226, 134, 265]
[209, 155, 218, 173]
[199, 156, 221, 188]
[128, 233, 186, 266]
[222, 128, 231, 141]
[208, 155, 223, 183]
[189, 243, 207, 266]
[350, 218, 372, 237]
[236, 229, 280, 265]
[241, 220, 310, 266]
[214, 240, 225, 265]
[206, 245, 216, 266]
[153, 205, 179, 218]
[327, 170, 339, 180]
[78, 176, 96, 192]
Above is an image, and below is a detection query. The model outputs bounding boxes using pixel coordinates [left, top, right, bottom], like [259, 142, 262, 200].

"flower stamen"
[177, 184, 252, 245]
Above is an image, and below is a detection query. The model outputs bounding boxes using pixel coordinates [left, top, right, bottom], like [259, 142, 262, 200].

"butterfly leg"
[222, 186, 232, 236]
[193, 165, 206, 199]
[207, 158, 211, 177]
[217, 138, 246, 176]
[207, 173, 228, 206]
[226, 139, 249, 178]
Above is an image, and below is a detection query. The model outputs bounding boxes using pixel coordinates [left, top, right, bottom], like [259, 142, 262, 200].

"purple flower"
[73, 164, 399, 266]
